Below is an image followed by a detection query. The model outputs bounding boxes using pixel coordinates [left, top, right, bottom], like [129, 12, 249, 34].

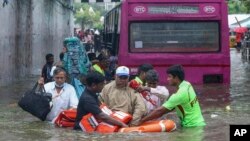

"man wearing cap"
[100, 66, 147, 126]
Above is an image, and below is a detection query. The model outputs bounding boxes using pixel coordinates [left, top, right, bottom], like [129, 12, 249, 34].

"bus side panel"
[119, 54, 230, 84]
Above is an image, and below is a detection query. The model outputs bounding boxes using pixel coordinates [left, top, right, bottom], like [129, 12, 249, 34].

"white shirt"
[150, 85, 169, 103]
[44, 82, 79, 121]
[144, 86, 169, 113]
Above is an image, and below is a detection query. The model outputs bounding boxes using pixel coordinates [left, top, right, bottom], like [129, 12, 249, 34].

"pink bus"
[102, 0, 230, 84]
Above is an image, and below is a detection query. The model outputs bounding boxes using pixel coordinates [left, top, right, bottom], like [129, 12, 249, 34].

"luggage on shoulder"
[63, 37, 90, 76]
[18, 82, 53, 121]
[63, 37, 90, 99]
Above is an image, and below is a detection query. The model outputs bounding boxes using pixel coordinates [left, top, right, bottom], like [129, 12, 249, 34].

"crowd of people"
[38, 35, 205, 132]
[74, 28, 101, 53]
[40, 63, 205, 128]
[235, 28, 250, 51]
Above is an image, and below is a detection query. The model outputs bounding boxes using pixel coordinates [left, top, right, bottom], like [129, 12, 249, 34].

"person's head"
[115, 66, 130, 88]
[97, 53, 110, 68]
[59, 52, 64, 61]
[86, 72, 105, 93]
[145, 69, 159, 88]
[53, 67, 67, 88]
[107, 48, 116, 56]
[137, 63, 154, 82]
[46, 53, 54, 65]
[166, 64, 185, 86]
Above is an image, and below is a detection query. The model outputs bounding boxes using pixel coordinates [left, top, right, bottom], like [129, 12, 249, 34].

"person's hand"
[121, 123, 128, 128]
[136, 86, 150, 92]
[68, 107, 76, 111]
[135, 86, 144, 92]
[38, 77, 44, 86]
[137, 120, 144, 126]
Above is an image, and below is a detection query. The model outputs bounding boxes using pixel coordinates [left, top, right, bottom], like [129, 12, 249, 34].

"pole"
[235, 17, 241, 27]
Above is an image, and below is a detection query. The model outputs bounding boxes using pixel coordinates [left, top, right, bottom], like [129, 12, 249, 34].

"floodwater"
[0, 48, 250, 141]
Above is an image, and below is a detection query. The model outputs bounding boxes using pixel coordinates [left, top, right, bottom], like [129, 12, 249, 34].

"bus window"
[130, 22, 220, 53]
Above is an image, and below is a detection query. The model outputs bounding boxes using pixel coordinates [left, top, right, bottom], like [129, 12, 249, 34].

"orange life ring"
[119, 119, 176, 133]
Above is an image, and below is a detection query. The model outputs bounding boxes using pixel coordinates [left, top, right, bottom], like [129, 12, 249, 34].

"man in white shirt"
[39, 67, 79, 121]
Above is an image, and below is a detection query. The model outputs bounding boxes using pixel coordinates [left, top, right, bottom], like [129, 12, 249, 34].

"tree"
[228, 0, 248, 14]
[243, 0, 250, 13]
[74, 4, 99, 30]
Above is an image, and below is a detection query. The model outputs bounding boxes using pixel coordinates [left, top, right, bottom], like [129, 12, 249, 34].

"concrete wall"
[0, 0, 73, 86]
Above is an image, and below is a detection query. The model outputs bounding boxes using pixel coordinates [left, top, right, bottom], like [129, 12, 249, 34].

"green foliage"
[73, 3, 109, 30]
[243, 0, 250, 13]
[228, 0, 248, 14]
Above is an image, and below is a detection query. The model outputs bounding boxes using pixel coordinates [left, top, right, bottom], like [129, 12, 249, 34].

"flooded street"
[0, 48, 250, 141]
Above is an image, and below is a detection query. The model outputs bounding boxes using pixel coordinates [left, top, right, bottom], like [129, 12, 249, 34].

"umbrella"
[234, 27, 248, 33]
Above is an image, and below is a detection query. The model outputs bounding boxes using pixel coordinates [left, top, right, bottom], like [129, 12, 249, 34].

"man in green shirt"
[140, 64, 206, 127]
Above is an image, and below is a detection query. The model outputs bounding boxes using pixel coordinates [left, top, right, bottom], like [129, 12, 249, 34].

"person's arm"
[100, 85, 109, 105]
[50, 66, 56, 77]
[69, 85, 79, 109]
[84, 98, 127, 128]
[95, 112, 128, 128]
[41, 65, 46, 78]
[139, 106, 171, 124]
[129, 92, 147, 126]
[38, 77, 45, 86]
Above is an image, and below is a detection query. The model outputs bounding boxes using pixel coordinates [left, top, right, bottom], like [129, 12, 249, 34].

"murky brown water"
[0, 48, 250, 141]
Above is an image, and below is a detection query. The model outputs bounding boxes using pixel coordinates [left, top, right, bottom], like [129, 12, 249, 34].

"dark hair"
[108, 48, 116, 56]
[146, 70, 159, 82]
[86, 72, 105, 86]
[53, 67, 66, 76]
[46, 53, 54, 61]
[137, 63, 154, 75]
[88, 53, 97, 61]
[166, 64, 185, 81]
[97, 53, 108, 61]
[59, 52, 64, 61]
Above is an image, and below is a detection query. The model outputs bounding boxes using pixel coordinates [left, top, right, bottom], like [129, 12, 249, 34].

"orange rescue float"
[119, 119, 176, 133]
[79, 104, 132, 133]
[53, 109, 77, 128]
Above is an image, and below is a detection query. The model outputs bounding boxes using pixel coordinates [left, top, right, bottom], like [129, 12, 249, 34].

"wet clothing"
[236, 33, 243, 49]
[92, 64, 113, 82]
[41, 63, 53, 83]
[74, 89, 102, 130]
[236, 33, 243, 43]
[141, 86, 170, 113]
[101, 81, 147, 126]
[133, 77, 166, 113]
[134, 76, 143, 85]
[92, 64, 105, 76]
[150, 86, 169, 101]
[162, 80, 206, 127]
[44, 82, 79, 121]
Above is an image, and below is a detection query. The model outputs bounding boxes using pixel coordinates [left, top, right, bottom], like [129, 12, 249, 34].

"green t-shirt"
[162, 81, 206, 127]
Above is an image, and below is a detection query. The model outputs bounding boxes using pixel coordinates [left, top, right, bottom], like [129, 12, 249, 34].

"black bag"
[18, 82, 53, 121]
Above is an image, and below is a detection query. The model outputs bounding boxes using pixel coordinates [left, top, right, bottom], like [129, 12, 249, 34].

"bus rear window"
[129, 22, 219, 53]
